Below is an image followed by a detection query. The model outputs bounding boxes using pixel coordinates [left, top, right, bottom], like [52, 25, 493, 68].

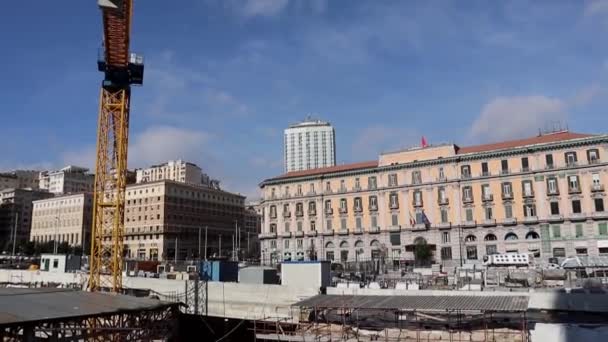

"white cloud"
[584, 0, 608, 17]
[571, 83, 603, 106]
[469, 96, 566, 142]
[239, 0, 289, 17]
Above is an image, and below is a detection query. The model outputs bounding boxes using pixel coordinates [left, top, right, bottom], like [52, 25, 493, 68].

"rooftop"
[287, 116, 332, 129]
[0, 288, 179, 326]
[295, 294, 529, 313]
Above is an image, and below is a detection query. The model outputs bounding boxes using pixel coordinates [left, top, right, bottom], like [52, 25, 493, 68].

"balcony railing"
[339, 207, 348, 214]
[568, 187, 582, 194]
[306, 191, 316, 196]
[592, 184, 605, 192]
[589, 159, 600, 165]
[353, 227, 364, 235]
[369, 226, 380, 234]
[545, 164, 555, 170]
[308, 209, 316, 216]
[482, 219, 497, 227]
[548, 214, 564, 222]
[269, 194, 277, 200]
[338, 228, 349, 235]
[338, 187, 347, 193]
[438, 197, 449, 205]
[295, 230, 304, 237]
[322, 229, 334, 236]
[500, 169, 510, 175]
[436, 222, 452, 229]
[306, 230, 317, 237]
[353, 186, 362, 192]
[523, 191, 535, 198]
[569, 212, 586, 221]
[461, 173, 471, 180]
[280, 231, 292, 238]
[437, 176, 447, 182]
[592, 211, 608, 220]
[462, 220, 477, 228]
[503, 217, 517, 226]
[295, 211, 304, 217]
[547, 189, 559, 196]
[412, 223, 427, 231]
[388, 225, 401, 232]
[354, 206, 363, 213]
[283, 212, 291, 218]
[413, 201, 423, 207]
[481, 171, 491, 177]
[324, 189, 333, 194]
[325, 208, 333, 215]
[566, 161, 578, 168]
[523, 216, 538, 224]
[389, 203, 399, 210]
[369, 205, 378, 211]
[283, 193, 291, 199]
[521, 167, 530, 173]
[463, 197, 474, 204]
[259, 232, 277, 239]
[482, 194, 494, 202]
[502, 192, 513, 200]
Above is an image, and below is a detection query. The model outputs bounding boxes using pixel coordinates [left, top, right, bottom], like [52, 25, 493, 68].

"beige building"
[135, 160, 218, 188]
[259, 131, 608, 266]
[0, 170, 40, 191]
[30, 193, 93, 250]
[110, 180, 245, 261]
[39, 166, 94, 195]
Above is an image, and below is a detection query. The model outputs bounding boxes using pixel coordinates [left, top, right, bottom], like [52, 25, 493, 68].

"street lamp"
[54, 215, 60, 254]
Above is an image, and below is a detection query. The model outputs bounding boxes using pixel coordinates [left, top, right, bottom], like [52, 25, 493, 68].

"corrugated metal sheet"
[561, 256, 608, 268]
[529, 293, 608, 313]
[295, 294, 529, 312]
[0, 288, 178, 326]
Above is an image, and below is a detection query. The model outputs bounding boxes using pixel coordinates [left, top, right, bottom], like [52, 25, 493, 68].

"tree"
[414, 240, 433, 266]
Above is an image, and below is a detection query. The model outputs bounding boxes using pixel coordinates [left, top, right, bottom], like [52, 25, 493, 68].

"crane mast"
[89, 0, 143, 292]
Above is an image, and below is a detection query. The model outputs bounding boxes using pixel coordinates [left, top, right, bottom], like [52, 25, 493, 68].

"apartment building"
[284, 117, 336, 173]
[30, 193, 93, 250]
[107, 180, 245, 261]
[135, 160, 218, 188]
[259, 131, 608, 266]
[39, 166, 94, 195]
[0, 170, 40, 191]
[0, 188, 54, 252]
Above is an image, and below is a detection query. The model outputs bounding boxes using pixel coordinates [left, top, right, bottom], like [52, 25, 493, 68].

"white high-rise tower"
[284, 116, 336, 173]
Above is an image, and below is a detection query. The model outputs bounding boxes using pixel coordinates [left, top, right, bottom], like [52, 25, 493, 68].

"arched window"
[340, 241, 349, 248]
[354, 240, 364, 248]
[370, 239, 381, 248]
[525, 231, 540, 240]
[505, 232, 518, 241]
[325, 241, 335, 249]
[465, 235, 477, 243]
[484, 234, 497, 241]
[413, 237, 427, 245]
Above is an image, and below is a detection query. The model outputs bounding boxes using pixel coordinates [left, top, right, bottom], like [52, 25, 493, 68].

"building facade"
[284, 117, 336, 173]
[0, 188, 54, 252]
[0, 170, 40, 191]
[259, 131, 608, 266]
[39, 166, 94, 195]
[135, 160, 218, 188]
[107, 180, 245, 261]
[30, 193, 93, 250]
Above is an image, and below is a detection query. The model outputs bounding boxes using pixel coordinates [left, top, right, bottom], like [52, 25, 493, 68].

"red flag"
[421, 136, 428, 148]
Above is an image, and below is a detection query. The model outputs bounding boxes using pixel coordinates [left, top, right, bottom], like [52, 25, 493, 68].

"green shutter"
[599, 223, 608, 236]
[552, 225, 561, 238]
[576, 224, 584, 238]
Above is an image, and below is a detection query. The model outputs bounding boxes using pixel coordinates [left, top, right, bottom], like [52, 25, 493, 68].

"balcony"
[566, 161, 578, 168]
[461, 174, 472, 180]
[481, 171, 491, 177]
[354, 206, 363, 213]
[462, 220, 477, 228]
[463, 197, 474, 204]
[308, 210, 317, 216]
[482, 194, 494, 202]
[592, 184, 605, 192]
[338, 228, 349, 236]
[500, 169, 510, 176]
[438, 197, 449, 205]
[322, 229, 334, 236]
[436, 176, 447, 182]
[324, 189, 333, 195]
[283, 212, 291, 218]
[369, 205, 378, 212]
[413, 201, 423, 208]
[269, 194, 277, 200]
[269, 214, 277, 220]
[389, 203, 399, 210]
[282, 193, 291, 199]
[548, 214, 564, 223]
[568, 187, 582, 195]
[482, 219, 497, 227]
[412, 223, 427, 231]
[295, 211, 304, 217]
[325, 208, 334, 215]
[388, 225, 401, 232]
[521, 167, 530, 173]
[339, 207, 348, 214]
[353, 227, 364, 235]
[523, 192, 535, 198]
[280, 231, 292, 238]
[306, 191, 316, 196]
[306, 230, 317, 237]
[547, 189, 559, 196]
[503, 217, 517, 226]
[295, 230, 304, 237]
[338, 187, 347, 194]
[502, 192, 513, 200]
[436, 222, 452, 229]
[353, 186, 362, 192]
[369, 226, 381, 234]
[259, 232, 277, 239]
[295, 192, 303, 198]
[523, 216, 539, 224]
[569, 212, 586, 222]
[545, 164, 555, 170]
[592, 211, 608, 220]
[589, 158, 600, 165]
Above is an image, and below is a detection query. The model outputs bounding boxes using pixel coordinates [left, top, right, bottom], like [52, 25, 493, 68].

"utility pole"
[11, 212, 19, 257]
[232, 234, 235, 261]
[54, 214, 59, 255]
[204, 226, 208, 261]
[234, 220, 238, 262]
[218, 234, 222, 257]
[174, 236, 178, 263]
[198, 227, 201, 260]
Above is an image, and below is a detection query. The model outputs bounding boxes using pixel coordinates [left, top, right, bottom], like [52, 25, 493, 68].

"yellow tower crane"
[89, 0, 143, 292]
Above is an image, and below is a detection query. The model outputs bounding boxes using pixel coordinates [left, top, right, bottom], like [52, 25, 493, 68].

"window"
[270, 205, 277, 218]
[553, 248, 566, 258]
[461, 165, 471, 178]
[521, 157, 529, 171]
[270, 240, 277, 249]
[325, 181, 331, 192]
[505, 232, 518, 241]
[572, 200, 582, 214]
[325, 200, 332, 212]
[573, 247, 588, 256]
[309, 183, 315, 194]
[545, 154, 554, 169]
[389, 193, 399, 209]
[296, 202, 304, 216]
[440, 209, 448, 223]
[391, 214, 398, 226]
[309, 201, 316, 214]
[575, 224, 584, 238]
[599, 223, 608, 236]
[340, 218, 347, 230]
[326, 251, 334, 261]
[413, 191, 423, 206]
[552, 225, 561, 238]
[354, 178, 360, 190]
[482, 184, 492, 200]
[340, 198, 347, 212]
[354, 197, 363, 211]
[522, 181, 533, 197]
[297, 185, 302, 195]
[485, 207, 493, 220]
[565, 152, 577, 166]
[356, 217, 362, 229]
[481, 162, 489, 176]
[501, 160, 509, 174]
[465, 208, 473, 222]
[368, 177, 377, 190]
[466, 246, 478, 260]
[486, 245, 498, 255]
[593, 173, 601, 187]
[284, 222, 290, 232]
[550, 202, 560, 215]
[524, 204, 536, 217]
[388, 173, 398, 187]
[463, 186, 473, 202]
[438, 167, 445, 181]
[588, 149, 600, 164]
[442, 231, 450, 243]
[297, 221, 303, 232]
[595, 198, 605, 212]
[547, 177, 558, 194]
[465, 235, 477, 242]
[371, 216, 377, 228]
[411, 171, 422, 184]
[505, 204, 513, 219]
[569, 175, 580, 192]
[438, 187, 447, 204]
[367, 196, 378, 210]
[326, 219, 332, 230]
[441, 247, 452, 260]
[340, 179, 346, 191]
[502, 182, 513, 198]
[296, 239, 303, 249]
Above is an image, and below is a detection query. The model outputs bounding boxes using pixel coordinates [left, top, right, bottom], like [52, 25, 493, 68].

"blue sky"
[1, 0, 608, 199]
